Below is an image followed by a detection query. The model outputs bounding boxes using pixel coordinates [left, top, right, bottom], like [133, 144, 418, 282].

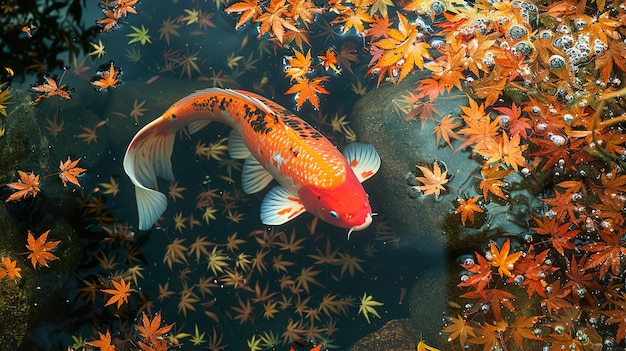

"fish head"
[298, 178, 373, 233]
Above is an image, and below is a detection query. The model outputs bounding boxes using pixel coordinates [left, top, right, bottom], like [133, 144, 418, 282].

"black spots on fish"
[240, 103, 273, 134]
[192, 97, 220, 112]
[279, 114, 322, 139]
[219, 97, 231, 111]
[289, 147, 299, 157]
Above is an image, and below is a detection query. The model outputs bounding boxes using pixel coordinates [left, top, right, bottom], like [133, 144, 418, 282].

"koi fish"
[123, 88, 380, 235]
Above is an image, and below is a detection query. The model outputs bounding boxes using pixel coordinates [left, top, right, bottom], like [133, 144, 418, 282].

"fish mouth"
[347, 213, 372, 239]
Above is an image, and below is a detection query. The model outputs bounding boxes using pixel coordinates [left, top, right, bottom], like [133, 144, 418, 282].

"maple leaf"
[457, 98, 500, 152]
[442, 314, 475, 348]
[596, 38, 626, 83]
[87, 330, 115, 351]
[137, 312, 174, 345]
[462, 288, 515, 321]
[284, 49, 312, 81]
[496, 132, 527, 171]
[365, 14, 392, 40]
[532, 217, 578, 256]
[5, 171, 40, 202]
[580, 228, 626, 277]
[318, 48, 341, 74]
[458, 252, 492, 292]
[510, 246, 555, 298]
[433, 114, 462, 148]
[507, 315, 542, 350]
[25, 229, 60, 268]
[541, 281, 572, 315]
[479, 164, 514, 200]
[358, 292, 383, 324]
[91, 61, 122, 91]
[488, 239, 522, 278]
[30, 75, 72, 104]
[604, 292, 626, 341]
[467, 321, 507, 351]
[102, 277, 132, 309]
[371, 12, 431, 83]
[285, 76, 329, 110]
[97, 10, 120, 33]
[413, 161, 449, 197]
[415, 78, 447, 101]
[562, 254, 602, 306]
[58, 157, 86, 187]
[1, 257, 21, 280]
[256, 0, 299, 43]
[493, 102, 531, 139]
[336, 41, 360, 75]
[455, 197, 484, 226]
[338, 6, 373, 34]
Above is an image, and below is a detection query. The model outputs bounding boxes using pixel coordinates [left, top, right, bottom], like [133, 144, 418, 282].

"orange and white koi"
[123, 88, 380, 235]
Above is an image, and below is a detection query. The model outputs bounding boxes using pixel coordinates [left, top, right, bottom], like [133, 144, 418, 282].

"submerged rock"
[351, 75, 546, 252]
[349, 319, 421, 351]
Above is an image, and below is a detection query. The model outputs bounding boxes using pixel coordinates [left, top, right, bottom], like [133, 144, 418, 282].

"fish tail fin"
[133, 183, 167, 231]
[123, 124, 176, 230]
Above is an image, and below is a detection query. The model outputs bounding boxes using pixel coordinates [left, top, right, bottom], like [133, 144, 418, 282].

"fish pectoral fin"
[187, 120, 212, 134]
[260, 186, 306, 225]
[242, 155, 274, 194]
[228, 129, 251, 159]
[134, 184, 167, 231]
[343, 142, 381, 183]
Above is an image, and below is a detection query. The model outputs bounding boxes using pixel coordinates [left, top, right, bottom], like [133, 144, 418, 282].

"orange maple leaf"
[91, 61, 122, 91]
[6, 170, 40, 202]
[318, 48, 341, 74]
[455, 197, 484, 226]
[433, 114, 462, 148]
[87, 330, 116, 351]
[371, 12, 431, 83]
[285, 76, 329, 110]
[25, 229, 60, 268]
[255, 0, 299, 43]
[59, 157, 87, 187]
[413, 162, 449, 197]
[97, 10, 121, 32]
[442, 314, 476, 348]
[1, 257, 22, 280]
[225, 0, 261, 29]
[285, 49, 312, 81]
[102, 277, 132, 309]
[488, 239, 522, 278]
[479, 164, 514, 200]
[331, 6, 373, 35]
[136, 312, 174, 345]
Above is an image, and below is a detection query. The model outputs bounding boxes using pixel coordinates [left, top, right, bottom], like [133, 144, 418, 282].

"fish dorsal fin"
[228, 129, 251, 159]
[242, 155, 274, 194]
[260, 186, 306, 225]
[343, 142, 381, 183]
[187, 120, 212, 134]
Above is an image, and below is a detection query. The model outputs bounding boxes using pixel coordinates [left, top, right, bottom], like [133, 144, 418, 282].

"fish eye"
[329, 210, 339, 219]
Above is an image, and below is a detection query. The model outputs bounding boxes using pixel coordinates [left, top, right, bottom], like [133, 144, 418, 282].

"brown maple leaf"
[30, 76, 72, 105]
[6, 171, 40, 202]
